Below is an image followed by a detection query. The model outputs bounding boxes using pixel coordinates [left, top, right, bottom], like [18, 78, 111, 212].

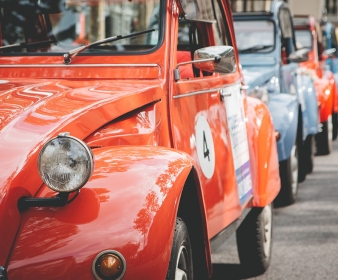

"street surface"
[211, 140, 338, 280]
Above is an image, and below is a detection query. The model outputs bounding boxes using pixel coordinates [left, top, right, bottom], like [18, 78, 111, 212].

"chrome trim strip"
[173, 82, 240, 99]
[173, 88, 222, 99]
[0, 63, 159, 68]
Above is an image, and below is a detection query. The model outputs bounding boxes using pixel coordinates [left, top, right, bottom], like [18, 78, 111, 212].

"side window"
[176, 0, 231, 79]
[279, 8, 296, 62]
[177, 20, 207, 78]
[212, 0, 232, 46]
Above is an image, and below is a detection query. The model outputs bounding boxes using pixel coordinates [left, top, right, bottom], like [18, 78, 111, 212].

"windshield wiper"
[63, 29, 155, 64]
[239, 44, 274, 53]
[0, 39, 56, 52]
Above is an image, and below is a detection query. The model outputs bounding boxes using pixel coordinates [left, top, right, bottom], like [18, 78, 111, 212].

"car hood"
[0, 78, 163, 265]
[241, 66, 278, 89]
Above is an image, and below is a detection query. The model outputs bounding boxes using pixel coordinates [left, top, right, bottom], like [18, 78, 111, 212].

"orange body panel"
[0, 0, 280, 278]
[244, 96, 281, 207]
[6, 146, 193, 280]
[297, 16, 338, 122]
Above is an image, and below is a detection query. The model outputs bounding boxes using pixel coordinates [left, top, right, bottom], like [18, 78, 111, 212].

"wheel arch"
[7, 146, 199, 280]
[176, 168, 211, 279]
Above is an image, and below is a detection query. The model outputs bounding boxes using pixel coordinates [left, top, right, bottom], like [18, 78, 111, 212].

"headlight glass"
[247, 76, 280, 105]
[38, 133, 94, 192]
[265, 76, 280, 94]
[248, 86, 270, 104]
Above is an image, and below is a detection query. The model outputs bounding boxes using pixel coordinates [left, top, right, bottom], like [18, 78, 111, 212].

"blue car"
[232, 0, 319, 206]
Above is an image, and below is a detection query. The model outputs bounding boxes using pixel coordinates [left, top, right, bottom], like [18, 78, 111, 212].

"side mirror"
[322, 48, 336, 59]
[194, 46, 236, 74]
[289, 48, 309, 63]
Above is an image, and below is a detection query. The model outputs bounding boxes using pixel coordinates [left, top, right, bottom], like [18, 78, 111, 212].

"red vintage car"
[0, 0, 280, 279]
[294, 15, 338, 155]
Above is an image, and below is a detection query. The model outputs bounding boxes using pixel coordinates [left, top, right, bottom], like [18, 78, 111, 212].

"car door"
[170, 0, 253, 239]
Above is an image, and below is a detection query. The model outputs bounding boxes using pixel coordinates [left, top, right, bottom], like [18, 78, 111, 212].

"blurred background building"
[231, 0, 338, 25]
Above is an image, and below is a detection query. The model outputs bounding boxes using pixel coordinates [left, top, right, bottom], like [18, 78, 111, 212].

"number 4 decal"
[203, 131, 210, 161]
[196, 115, 215, 179]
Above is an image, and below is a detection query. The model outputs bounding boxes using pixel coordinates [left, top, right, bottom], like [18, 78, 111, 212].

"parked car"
[293, 15, 338, 155]
[0, 0, 281, 279]
[232, 0, 319, 206]
[321, 17, 338, 140]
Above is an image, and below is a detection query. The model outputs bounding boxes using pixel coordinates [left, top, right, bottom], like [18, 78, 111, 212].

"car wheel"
[315, 117, 332, 156]
[332, 112, 338, 141]
[166, 218, 193, 280]
[298, 134, 314, 180]
[236, 204, 273, 276]
[274, 143, 298, 207]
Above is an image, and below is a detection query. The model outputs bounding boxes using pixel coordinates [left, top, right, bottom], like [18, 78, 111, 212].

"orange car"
[294, 15, 338, 155]
[0, 0, 280, 279]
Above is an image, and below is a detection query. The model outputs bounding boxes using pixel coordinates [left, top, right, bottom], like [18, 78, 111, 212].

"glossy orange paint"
[0, 0, 280, 278]
[6, 146, 193, 279]
[296, 15, 338, 123]
[244, 96, 281, 207]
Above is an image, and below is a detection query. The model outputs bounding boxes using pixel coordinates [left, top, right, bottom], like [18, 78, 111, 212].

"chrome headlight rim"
[248, 86, 270, 104]
[38, 132, 94, 193]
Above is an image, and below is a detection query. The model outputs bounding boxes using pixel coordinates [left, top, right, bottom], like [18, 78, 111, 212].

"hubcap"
[262, 204, 272, 259]
[290, 144, 298, 196]
[175, 245, 189, 280]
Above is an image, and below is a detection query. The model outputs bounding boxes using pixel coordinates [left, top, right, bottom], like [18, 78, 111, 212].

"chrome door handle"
[240, 85, 249, 90]
[220, 88, 231, 101]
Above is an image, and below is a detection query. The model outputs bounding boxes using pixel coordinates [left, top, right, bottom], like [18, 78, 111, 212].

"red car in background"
[294, 15, 338, 155]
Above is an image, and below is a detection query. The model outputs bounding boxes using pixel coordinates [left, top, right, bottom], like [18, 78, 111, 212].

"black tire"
[332, 112, 338, 141]
[236, 204, 273, 276]
[274, 143, 298, 207]
[297, 112, 307, 182]
[166, 218, 193, 280]
[297, 143, 306, 184]
[315, 120, 332, 155]
[304, 135, 314, 174]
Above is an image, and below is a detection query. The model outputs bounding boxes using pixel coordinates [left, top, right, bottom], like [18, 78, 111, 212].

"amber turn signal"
[92, 250, 126, 280]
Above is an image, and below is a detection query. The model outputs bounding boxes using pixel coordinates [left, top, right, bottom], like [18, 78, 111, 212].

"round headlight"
[38, 133, 94, 192]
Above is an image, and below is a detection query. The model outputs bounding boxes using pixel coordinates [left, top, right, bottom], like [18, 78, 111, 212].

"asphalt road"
[211, 140, 338, 280]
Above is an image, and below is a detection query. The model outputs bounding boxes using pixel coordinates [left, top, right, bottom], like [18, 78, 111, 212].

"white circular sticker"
[195, 115, 215, 179]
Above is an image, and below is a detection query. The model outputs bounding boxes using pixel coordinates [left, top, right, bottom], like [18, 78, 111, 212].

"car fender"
[324, 70, 338, 113]
[296, 73, 320, 137]
[334, 72, 338, 112]
[245, 96, 281, 207]
[314, 77, 334, 122]
[7, 146, 197, 280]
[268, 94, 299, 161]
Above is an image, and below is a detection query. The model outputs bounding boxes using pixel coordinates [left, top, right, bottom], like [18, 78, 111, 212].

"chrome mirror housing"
[289, 48, 309, 63]
[194, 46, 236, 74]
[323, 48, 336, 58]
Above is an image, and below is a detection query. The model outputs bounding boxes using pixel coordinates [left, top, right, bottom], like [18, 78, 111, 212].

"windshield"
[295, 30, 313, 50]
[234, 20, 275, 53]
[0, 0, 161, 55]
